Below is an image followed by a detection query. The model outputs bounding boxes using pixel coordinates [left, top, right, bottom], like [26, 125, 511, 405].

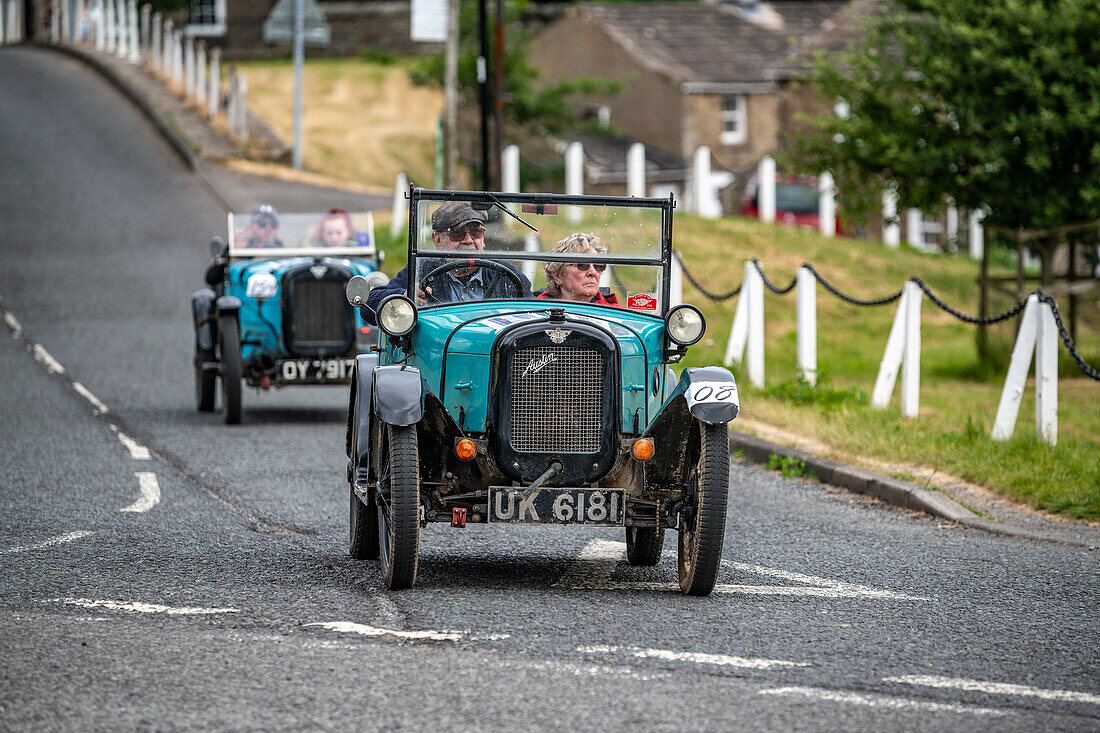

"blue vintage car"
[192, 208, 388, 424]
[344, 190, 739, 595]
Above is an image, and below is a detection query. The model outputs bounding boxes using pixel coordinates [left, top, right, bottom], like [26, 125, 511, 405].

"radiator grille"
[291, 279, 346, 345]
[511, 346, 602, 452]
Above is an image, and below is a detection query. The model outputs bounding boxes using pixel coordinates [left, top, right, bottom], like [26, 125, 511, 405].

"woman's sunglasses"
[568, 262, 607, 272]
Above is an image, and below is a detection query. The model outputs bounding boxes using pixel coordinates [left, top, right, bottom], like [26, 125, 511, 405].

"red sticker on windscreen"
[628, 293, 658, 311]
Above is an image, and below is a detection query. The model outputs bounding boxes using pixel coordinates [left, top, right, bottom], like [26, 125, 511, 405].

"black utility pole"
[477, 0, 491, 191]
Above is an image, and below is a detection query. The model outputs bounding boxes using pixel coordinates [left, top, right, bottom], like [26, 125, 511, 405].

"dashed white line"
[552, 539, 625, 587]
[32, 343, 65, 374]
[50, 598, 240, 615]
[724, 561, 930, 600]
[73, 381, 109, 415]
[110, 425, 151, 460]
[579, 645, 808, 670]
[3, 310, 23, 337]
[305, 622, 464, 641]
[885, 675, 1100, 705]
[121, 472, 161, 513]
[2, 531, 94, 554]
[759, 686, 1009, 716]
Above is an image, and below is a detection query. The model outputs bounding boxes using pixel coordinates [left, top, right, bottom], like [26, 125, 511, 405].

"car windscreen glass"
[412, 197, 667, 311]
[775, 185, 819, 214]
[227, 212, 378, 256]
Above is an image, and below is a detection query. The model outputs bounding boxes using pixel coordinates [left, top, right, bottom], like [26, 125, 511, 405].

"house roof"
[571, 1, 852, 91]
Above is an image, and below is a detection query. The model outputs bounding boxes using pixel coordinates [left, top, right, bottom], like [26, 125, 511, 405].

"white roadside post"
[872, 280, 922, 417]
[95, 0, 106, 49]
[115, 0, 127, 58]
[149, 11, 159, 70]
[723, 260, 752, 368]
[692, 146, 712, 219]
[746, 262, 765, 388]
[627, 142, 645, 198]
[906, 208, 924, 249]
[968, 208, 985, 260]
[390, 172, 409, 239]
[523, 233, 539, 281]
[818, 171, 836, 237]
[127, 0, 138, 62]
[103, 0, 113, 49]
[797, 266, 817, 385]
[565, 141, 583, 222]
[946, 199, 959, 250]
[160, 19, 171, 75]
[992, 295, 1058, 445]
[173, 30, 183, 90]
[184, 36, 195, 98]
[195, 41, 207, 108]
[207, 46, 221, 117]
[670, 253, 683, 308]
[882, 187, 899, 247]
[140, 4, 150, 61]
[235, 73, 248, 141]
[758, 155, 776, 224]
[501, 144, 519, 193]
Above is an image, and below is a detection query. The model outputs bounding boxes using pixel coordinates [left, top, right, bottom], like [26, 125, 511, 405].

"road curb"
[38, 42, 199, 172]
[727, 429, 1095, 547]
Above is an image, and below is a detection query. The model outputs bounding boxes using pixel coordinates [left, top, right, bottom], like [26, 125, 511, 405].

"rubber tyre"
[194, 346, 216, 412]
[349, 487, 379, 560]
[677, 422, 730, 596]
[218, 315, 242, 425]
[376, 423, 420, 590]
[625, 526, 664, 566]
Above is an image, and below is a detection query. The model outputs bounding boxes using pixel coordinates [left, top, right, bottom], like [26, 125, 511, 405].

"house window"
[720, 95, 747, 145]
[185, 0, 226, 36]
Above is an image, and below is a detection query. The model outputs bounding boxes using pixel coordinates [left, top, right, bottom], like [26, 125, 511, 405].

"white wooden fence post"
[882, 186, 899, 247]
[104, 0, 113, 50]
[627, 142, 645, 198]
[115, 0, 127, 58]
[946, 199, 959, 250]
[992, 295, 1038, 441]
[95, 0, 106, 49]
[160, 19, 171, 75]
[746, 262, 765, 388]
[723, 261, 752, 367]
[670, 253, 683, 308]
[173, 30, 183, 89]
[968, 208, 985, 260]
[565, 141, 583, 222]
[873, 280, 921, 416]
[758, 155, 776, 224]
[127, 0, 138, 62]
[236, 73, 248, 141]
[390, 172, 409, 238]
[522, 233, 539, 281]
[149, 11, 160, 70]
[195, 40, 207, 108]
[184, 36, 194, 98]
[906, 208, 923, 249]
[1035, 298, 1058, 445]
[502, 144, 519, 193]
[818, 171, 836, 238]
[692, 146, 713, 219]
[140, 4, 150, 61]
[207, 46, 221, 117]
[797, 266, 817, 385]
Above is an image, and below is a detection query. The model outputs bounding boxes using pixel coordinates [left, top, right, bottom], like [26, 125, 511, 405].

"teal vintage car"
[344, 189, 739, 595]
[192, 208, 388, 424]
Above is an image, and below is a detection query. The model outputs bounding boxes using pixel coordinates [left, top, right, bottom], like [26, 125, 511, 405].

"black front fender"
[373, 365, 425, 427]
[191, 289, 217, 351]
[347, 354, 380, 489]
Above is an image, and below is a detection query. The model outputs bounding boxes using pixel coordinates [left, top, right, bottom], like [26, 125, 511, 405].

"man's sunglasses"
[255, 219, 277, 229]
[444, 225, 486, 241]
[568, 262, 607, 272]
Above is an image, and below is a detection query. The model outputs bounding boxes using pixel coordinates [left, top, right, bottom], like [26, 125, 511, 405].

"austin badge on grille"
[544, 328, 571, 344]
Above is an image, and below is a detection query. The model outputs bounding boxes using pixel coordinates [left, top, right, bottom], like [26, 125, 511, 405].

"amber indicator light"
[631, 438, 655, 462]
[455, 438, 477, 461]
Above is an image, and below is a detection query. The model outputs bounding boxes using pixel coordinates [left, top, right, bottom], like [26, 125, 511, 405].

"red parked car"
[739, 176, 842, 234]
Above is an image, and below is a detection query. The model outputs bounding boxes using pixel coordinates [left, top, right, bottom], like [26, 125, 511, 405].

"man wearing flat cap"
[367, 201, 531, 312]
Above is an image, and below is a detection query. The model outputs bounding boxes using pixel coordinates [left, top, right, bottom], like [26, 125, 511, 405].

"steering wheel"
[417, 259, 526, 304]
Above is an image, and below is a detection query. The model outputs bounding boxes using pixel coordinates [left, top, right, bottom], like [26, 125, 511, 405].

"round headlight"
[245, 272, 277, 300]
[666, 304, 705, 346]
[377, 295, 418, 337]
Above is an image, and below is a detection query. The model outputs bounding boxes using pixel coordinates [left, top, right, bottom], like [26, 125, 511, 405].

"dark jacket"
[536, 288, 620, 307]
[366, 258, 533, 315]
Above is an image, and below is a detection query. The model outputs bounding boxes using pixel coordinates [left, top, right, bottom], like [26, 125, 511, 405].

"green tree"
[786, 0, 1100, 237]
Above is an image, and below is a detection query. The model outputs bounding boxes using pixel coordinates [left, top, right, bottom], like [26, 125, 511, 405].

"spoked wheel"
[376, 423, 420, 590]
[194, 345, 216, 412]
[625, 526, 664, 566]
[217, 314, 242, 425]
[349, 487, 379, 560]
[677, 422, 730, 596]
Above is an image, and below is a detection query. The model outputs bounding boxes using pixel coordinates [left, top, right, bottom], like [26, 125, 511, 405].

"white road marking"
[759, 686, 1009, 716]
[3, 310, 23, 337]
[72, 381, 109, 415]
[552, 539, 625, 587]
[120, 472, 161, 513]
[305, 622, 464, 641]
[579, 645, 807, 670]
[2, 531, 93, 554]
[724, 561, 930, 601]
[885, 675, 1100, 705]
[32, 343, 65, 374]
[50, 598, 239, 614]
[110, 425, 151, 460]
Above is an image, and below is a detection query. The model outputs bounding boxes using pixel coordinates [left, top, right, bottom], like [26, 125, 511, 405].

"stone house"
[527, 0, 857, 210]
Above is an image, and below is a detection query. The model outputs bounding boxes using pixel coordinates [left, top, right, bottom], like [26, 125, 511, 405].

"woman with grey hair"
[538, 232, 619, 306]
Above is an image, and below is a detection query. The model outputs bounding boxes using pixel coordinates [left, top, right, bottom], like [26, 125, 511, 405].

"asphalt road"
[1, 46, 1098, 731]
